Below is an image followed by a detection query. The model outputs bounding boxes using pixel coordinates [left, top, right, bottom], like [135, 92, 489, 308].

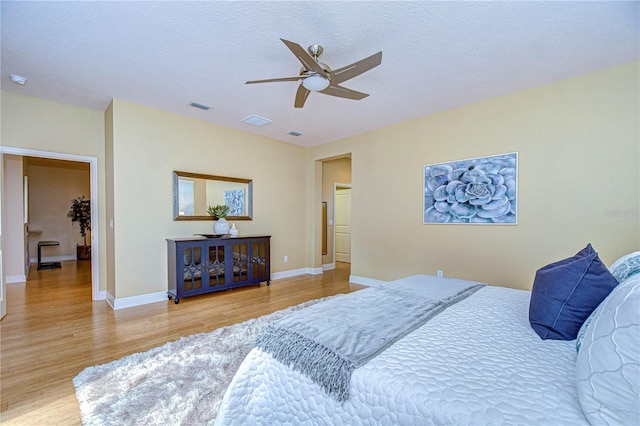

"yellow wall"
[2, 155, 26, 280]
[1, 92, 105, 156]
[108, 99, 309, 298]
[311, 61, 640, 289]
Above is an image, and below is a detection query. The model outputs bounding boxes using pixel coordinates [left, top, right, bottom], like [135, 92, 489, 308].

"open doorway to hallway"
[320, 156, 351, 271]
[3, 155, 92, 304]
[1, 147, 100, 316]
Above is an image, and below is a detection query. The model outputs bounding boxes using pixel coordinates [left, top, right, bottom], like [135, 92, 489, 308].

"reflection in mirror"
[173, 171, 253, 220]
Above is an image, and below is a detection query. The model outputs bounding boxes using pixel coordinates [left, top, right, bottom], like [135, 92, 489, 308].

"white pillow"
[575, 251, 640, 353]
[575, 275, 640, 425]
[609, 251, 640, 282]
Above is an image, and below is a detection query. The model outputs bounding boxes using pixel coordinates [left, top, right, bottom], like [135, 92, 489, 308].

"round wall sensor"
[10, 74, 27, 85]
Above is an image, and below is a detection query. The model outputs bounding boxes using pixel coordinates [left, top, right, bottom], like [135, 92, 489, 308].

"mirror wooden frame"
[173, 171, 253, 221]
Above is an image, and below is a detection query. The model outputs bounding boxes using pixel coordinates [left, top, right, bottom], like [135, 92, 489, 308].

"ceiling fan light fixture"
[302, 74, 330, 91]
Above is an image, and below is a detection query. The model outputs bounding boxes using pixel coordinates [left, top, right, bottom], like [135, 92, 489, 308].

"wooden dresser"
[167, 235, 270, 304]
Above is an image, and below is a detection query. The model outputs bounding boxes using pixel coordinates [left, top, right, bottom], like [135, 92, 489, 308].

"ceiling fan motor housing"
[307, 44, 323, 58]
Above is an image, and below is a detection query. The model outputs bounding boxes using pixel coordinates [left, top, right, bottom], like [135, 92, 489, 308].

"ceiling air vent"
[242, 115, 273, 127]
[190, 101, 211, 111]
[288, 131, 302, 137]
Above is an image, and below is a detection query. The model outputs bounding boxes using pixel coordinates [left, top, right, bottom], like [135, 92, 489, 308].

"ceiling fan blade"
[246, 76, 302, 84]
[294, 84, 311, 108]
[280, 38, 329, 78]
[320, 84, 369, 100]
[331, 51, 382, 85]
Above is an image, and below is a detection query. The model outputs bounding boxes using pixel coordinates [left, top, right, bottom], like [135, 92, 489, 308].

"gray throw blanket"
[255, 275, 486, 402]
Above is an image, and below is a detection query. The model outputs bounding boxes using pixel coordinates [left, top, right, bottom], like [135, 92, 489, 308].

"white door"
[335, 187, 351, 263]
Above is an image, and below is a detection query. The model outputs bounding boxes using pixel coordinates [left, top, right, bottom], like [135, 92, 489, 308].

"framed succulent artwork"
[423, 152, 518, 225]
[225, 189, 245, 216]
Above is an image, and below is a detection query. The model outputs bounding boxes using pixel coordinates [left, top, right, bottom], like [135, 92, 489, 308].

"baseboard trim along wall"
[28, 254, 77, 264]
[271, 267, 323, 280]
[106, 291, 168, 310]
[322, 263, 336, 271]
[349, 275, 387, 287]
[6, 274, 27, 284]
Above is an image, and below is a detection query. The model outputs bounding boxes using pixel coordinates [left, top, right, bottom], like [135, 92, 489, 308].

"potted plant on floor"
[68, 196, 91, 260]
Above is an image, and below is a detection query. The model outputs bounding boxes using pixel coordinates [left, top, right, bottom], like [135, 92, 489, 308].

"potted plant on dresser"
[208, 204, 230, 234]
[68, 196, 91, 260]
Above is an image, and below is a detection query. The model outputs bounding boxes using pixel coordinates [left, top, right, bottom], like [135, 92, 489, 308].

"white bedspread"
[215, 286, 588, 425]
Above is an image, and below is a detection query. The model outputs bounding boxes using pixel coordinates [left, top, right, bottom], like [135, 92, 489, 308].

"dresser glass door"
[207, 244, 226, 288]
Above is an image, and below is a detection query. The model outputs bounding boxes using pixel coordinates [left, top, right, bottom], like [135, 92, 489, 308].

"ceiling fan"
[246, 38, 382, 108]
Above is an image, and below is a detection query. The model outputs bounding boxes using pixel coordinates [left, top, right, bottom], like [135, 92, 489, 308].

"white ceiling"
[1, 1, 638, 148]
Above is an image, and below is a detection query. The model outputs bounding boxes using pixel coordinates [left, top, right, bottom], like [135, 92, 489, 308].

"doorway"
[320, 156, 352, 271]
[0, 147, 100, 305]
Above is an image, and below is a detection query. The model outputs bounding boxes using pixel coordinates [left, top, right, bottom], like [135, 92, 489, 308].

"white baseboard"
[6, 274, 26, 284]
[349, 275, 388, 287]
[93, 290, 107, 301]
[29, 254, 77, 263]
[322, 263, 335, 271]
[106, 291, 115, 308]
[106, 290, 169, 310]
[271, 267, 323, 280]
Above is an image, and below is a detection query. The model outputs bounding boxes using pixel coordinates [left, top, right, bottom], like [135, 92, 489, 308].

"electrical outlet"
[437, 270, 443, 278]
[284, 255, 288, 263]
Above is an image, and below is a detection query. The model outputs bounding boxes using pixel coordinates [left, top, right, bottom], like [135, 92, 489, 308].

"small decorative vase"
[214, 217, 230, 234]
[229, 223, 239, 236]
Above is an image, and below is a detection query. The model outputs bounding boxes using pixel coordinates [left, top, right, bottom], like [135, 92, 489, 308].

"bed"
[215, 248, 640, 425]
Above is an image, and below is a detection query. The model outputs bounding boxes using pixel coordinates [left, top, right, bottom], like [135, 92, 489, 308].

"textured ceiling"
[1, 1, 638, 147]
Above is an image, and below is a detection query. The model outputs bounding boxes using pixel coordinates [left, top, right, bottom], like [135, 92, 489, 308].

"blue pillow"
[529, 244, 619, 340]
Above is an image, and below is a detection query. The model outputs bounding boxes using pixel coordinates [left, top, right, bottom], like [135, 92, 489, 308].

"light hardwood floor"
[0, 260, 364, 425]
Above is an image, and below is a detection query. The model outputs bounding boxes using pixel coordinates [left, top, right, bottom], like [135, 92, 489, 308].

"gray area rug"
[73, 296, 336, 425]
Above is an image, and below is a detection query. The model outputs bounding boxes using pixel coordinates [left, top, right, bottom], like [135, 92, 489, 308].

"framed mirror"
[173, 171, 253, 221]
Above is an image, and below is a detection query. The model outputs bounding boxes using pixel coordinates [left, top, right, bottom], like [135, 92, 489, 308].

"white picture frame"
[423, 152, 518, 225]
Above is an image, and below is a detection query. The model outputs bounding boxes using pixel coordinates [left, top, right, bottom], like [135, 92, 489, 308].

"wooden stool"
[37, 241, 62, 270]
